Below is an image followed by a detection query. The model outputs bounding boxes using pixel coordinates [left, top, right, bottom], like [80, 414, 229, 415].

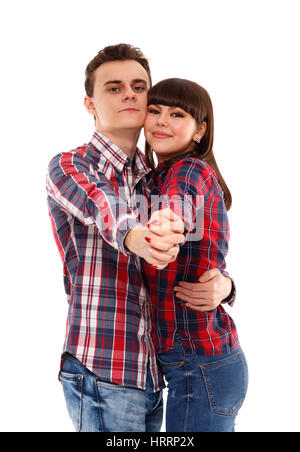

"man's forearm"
[47, 152, 140, 255]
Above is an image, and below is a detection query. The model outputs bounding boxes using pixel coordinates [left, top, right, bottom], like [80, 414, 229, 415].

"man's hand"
[125, 209, 185, 269]
[174, 268, 232, 312]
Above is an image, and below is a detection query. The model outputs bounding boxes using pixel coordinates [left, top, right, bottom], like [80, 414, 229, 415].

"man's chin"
[118, 119, 144, 131]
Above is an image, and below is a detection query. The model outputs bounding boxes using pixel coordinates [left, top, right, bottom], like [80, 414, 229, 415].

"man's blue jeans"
[59, 353, 163, 432]
[157, 337, 248, 432]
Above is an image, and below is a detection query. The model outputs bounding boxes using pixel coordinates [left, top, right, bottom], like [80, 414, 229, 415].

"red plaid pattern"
[143, 157, 239, 356]
[46, 131, 164, 391]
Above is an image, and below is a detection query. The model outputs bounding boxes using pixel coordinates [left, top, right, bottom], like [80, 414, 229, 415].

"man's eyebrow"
[103, 80, 122, 86]
[103, 79, 147, 86]
[132, 79, 147, 84]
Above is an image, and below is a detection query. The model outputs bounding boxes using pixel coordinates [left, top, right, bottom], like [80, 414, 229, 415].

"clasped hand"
[125, 208, 185, 269]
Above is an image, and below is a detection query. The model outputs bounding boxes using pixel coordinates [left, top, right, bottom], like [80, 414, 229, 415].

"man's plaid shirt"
[46, 131, 164, 392]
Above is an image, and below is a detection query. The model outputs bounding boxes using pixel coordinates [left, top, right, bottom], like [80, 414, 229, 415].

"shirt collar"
[155, 160, 169, 176]
[90, 130, 151, 176]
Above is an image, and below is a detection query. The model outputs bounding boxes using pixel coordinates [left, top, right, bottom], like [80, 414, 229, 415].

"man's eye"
[109, 87, 120, 92]
[134, 86, 145, 92]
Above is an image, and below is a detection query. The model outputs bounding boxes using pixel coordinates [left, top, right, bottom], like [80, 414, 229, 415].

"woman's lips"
[152, 131, 172, 138]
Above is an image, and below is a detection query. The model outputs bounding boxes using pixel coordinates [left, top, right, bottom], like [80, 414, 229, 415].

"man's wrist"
[118, 219, 142, 255]
[124, 224, 146, 255]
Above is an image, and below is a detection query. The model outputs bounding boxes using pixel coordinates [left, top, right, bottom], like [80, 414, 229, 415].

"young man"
[46, 44, 235, 432]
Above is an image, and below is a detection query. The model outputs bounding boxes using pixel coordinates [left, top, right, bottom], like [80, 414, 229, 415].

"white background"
[0, 0, 299, 432]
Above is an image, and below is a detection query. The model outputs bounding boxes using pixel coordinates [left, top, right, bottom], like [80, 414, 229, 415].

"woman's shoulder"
[171, 157, 216, 180]
[169, 157, 223, 198]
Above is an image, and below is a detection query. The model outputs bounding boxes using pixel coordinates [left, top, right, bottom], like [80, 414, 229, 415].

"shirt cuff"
[114, 216, 141, 256]
[221, 276, 236, 307]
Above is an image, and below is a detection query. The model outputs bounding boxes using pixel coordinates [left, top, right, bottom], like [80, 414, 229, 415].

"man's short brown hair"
[84, 43, 152, 97]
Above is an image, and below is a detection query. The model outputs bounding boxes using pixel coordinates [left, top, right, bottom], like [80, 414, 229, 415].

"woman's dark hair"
[145, 78, 232, 210]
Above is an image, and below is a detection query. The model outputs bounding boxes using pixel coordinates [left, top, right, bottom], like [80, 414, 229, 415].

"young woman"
[142, 78, 248, 432]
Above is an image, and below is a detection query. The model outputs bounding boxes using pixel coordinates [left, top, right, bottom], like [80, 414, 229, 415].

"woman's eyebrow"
[169, 105, 184, 111]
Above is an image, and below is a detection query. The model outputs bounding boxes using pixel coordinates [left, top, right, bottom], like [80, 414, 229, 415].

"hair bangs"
[147, 78, 198, 120]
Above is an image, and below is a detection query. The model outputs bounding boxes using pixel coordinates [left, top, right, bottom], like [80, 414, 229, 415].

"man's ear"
[84, 96, 96, 116]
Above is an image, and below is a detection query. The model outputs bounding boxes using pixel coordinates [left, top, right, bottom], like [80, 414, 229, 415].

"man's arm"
[46, 151, 140, 255]
[47, 152, 185, 266]
[174, 268, 236, 312]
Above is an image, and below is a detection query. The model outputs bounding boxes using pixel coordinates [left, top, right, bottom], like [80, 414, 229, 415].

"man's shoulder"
[48, 143, 93, 171]
[50, 143, 90, 162]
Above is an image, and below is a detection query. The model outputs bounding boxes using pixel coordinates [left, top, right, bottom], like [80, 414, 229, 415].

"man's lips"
[152, 131, 172, 138]
[120, 107, 139, 112]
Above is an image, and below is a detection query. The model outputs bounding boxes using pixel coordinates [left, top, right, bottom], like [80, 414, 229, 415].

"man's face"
[85, 60, 150, 136]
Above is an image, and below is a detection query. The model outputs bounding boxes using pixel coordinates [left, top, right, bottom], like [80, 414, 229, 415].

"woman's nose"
[157, 114, 168, 126]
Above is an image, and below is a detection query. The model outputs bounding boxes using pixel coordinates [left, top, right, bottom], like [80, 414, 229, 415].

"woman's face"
[144, 104, 200, 163]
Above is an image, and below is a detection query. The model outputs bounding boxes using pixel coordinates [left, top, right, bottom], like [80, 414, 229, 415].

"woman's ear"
[193, 121, 207, 143]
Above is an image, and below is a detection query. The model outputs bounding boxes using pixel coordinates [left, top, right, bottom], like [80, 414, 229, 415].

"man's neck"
[96, 127, 141, 161]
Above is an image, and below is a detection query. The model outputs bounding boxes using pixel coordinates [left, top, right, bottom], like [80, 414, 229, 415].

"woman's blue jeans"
[59, 353, 163, 432]
[157, 337, 248, 432]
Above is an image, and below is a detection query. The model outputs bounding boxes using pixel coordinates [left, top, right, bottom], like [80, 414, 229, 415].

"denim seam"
[157, 357, 184, 367]
[179, 342, 192, 432]
[199, 352, 241, 370]
[77, 375, 84, 432]
[94, 375, 104, 432]
[239, 353, 248, 403]
[96, 380, 135, 390]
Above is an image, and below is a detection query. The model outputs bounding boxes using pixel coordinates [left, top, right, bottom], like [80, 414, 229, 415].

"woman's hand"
[174, 268, 232, 311]
[125, 209, 185, 269]
[147, 208, 185, 235]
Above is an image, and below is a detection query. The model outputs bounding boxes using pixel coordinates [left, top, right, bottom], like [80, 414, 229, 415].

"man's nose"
[122, 86, 136, 101]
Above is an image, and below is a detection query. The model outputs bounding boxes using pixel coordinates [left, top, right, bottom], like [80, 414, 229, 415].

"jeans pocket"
[200, 352, 248, 416]
[157, 344, 186, 394]
[96, 380, 129, 390]
[157, 342, 185, 367]
[60, 371, 84, 432]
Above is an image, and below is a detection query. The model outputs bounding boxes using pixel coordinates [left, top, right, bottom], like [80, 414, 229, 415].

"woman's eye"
[148, 109, 160, 114]
[171, 112, 184, 118]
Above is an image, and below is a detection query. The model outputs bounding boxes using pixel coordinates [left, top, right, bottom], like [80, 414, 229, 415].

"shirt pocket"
[199, 352, 248, 416]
